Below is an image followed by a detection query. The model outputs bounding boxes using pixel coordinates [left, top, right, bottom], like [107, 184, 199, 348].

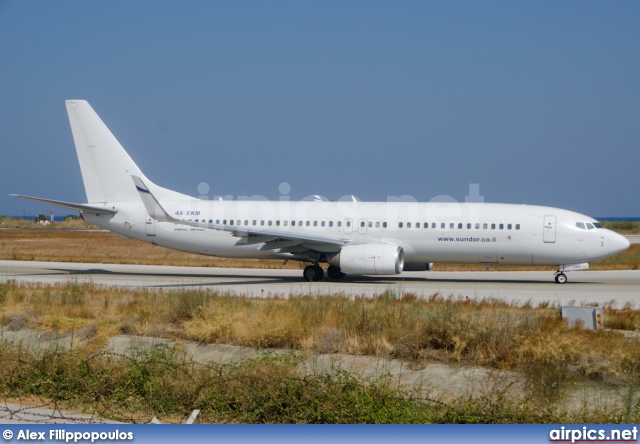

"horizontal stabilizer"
[10, 194, 117, 215]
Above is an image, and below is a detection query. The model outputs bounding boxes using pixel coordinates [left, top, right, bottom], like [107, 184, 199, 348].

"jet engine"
[328, 243, 404, 275]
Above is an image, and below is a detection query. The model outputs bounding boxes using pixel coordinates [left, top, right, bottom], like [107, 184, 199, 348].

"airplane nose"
[609, 232, 631, 254]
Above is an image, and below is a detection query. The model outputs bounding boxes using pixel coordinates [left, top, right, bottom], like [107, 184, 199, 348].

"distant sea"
[10, 215, 69, 222]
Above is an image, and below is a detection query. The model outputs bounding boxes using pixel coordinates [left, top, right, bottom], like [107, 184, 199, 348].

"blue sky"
[1, 1, 639, 217]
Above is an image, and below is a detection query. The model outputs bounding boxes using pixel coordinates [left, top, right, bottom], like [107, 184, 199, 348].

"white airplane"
[13, 100, 630, 283]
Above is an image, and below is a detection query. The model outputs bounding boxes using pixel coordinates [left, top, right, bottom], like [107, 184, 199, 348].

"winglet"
[132, 176, 179, 223]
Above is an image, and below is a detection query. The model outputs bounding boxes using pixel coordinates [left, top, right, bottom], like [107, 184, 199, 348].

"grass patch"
[600, 221, 640, 235]
[2, 281, 640, 404]
[0, 342, 636, 423]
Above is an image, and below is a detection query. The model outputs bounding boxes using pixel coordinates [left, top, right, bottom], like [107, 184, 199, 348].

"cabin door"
[145, 213, 156, 236]
[543, 215, 556, 243]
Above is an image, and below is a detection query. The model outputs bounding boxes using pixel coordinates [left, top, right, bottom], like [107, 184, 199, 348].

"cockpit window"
[593, 222, 603, 228]
[576, 222, 585, 230]
[586, 223, 595, 230]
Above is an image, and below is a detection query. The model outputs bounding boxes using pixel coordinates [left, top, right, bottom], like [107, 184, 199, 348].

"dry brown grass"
[1, 229, 637, 270]
[0, 229, 304, 269]
[2, 280, 639, 401]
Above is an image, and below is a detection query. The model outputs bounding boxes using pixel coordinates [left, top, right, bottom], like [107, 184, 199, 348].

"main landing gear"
[327, 265, 345, 280]
[303, 264, 346, 281]
[303, 264, 324, 282]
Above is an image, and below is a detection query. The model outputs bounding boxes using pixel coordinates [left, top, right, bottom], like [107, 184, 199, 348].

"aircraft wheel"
[555, 273, 567, 284]
[313, 264, 324, 281]
[304, 265, 324, 282]
[327, 265, 345, 279]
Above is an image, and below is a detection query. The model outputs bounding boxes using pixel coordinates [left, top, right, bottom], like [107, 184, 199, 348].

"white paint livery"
[13, 101, 630, 283]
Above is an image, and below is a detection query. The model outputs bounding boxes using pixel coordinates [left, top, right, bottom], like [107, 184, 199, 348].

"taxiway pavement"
[1, 260, 638, 307]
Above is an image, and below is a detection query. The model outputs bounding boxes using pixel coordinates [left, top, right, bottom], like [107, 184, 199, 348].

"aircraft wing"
[132, 176, 346, 253]
[10, 194, 117, 215]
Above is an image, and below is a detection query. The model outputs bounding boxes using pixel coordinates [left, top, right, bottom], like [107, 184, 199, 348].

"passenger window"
[361, 221, 365, 227]
[458, 223, 463, 229]
[284, 221, 288, 226]
[375, 222, 380, 228]
[346, 221, 350, 227]
[338, 221, 342, 227]
[432, 223, 436, 229]
[291, 221, 295, 226]
[467, 223, 471, 229]
[383, 222, 387, 228]
[260, 220, 265, 226]
[491, 224, 496, 229]
[195, 219, 198, 222]
[407, 222, 412, 228]
[515, 224, 520, 230]
[507, 224, 512, 230]
[268, 221, 272, 226]
[329, 221, 333, 227]
[483, 223, 487, 229]
[415, 222, 420, 228]
[252, 220, 256, 226]
[237, 220, 240, 225]
[321, 221, 326, 227]
[209, 220, 212, 224]
[499, 224, 504, 229]
[313, 221, 317, 227]
[216, 220, 220, 224]
[399, 222, 404, 228]
[306, 221, 310, 227]
[441, 223, 445, 229]
[450, 223, 454, 229]
[368, 221, 373, 228]
[245, 220, 248, 225]
[576, 222, 585, 230]
[475, 223, 480, 229]
[230, 220, 234, 225]
[276, 220, 280, 226]
[223, 220, 227, 224]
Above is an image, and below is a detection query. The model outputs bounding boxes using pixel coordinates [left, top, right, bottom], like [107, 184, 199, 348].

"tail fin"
[66, 100, 147, 203]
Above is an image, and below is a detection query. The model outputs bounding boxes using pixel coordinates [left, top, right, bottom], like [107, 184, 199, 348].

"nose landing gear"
[553, 263, 589, 284]
[554, 272, 567, 284]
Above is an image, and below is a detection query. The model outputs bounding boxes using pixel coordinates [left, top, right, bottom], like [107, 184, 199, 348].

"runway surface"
[1, 260, 638, 307]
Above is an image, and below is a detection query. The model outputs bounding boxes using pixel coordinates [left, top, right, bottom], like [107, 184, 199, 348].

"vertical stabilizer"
[66, 100, 147, 203]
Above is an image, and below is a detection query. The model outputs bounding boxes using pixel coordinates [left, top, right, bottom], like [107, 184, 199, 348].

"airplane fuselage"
[85, 199, 625, 267]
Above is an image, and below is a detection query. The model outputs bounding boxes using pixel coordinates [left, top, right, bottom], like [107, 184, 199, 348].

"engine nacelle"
[328, 243, 404, 275]
[403, 262, 434, 272]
